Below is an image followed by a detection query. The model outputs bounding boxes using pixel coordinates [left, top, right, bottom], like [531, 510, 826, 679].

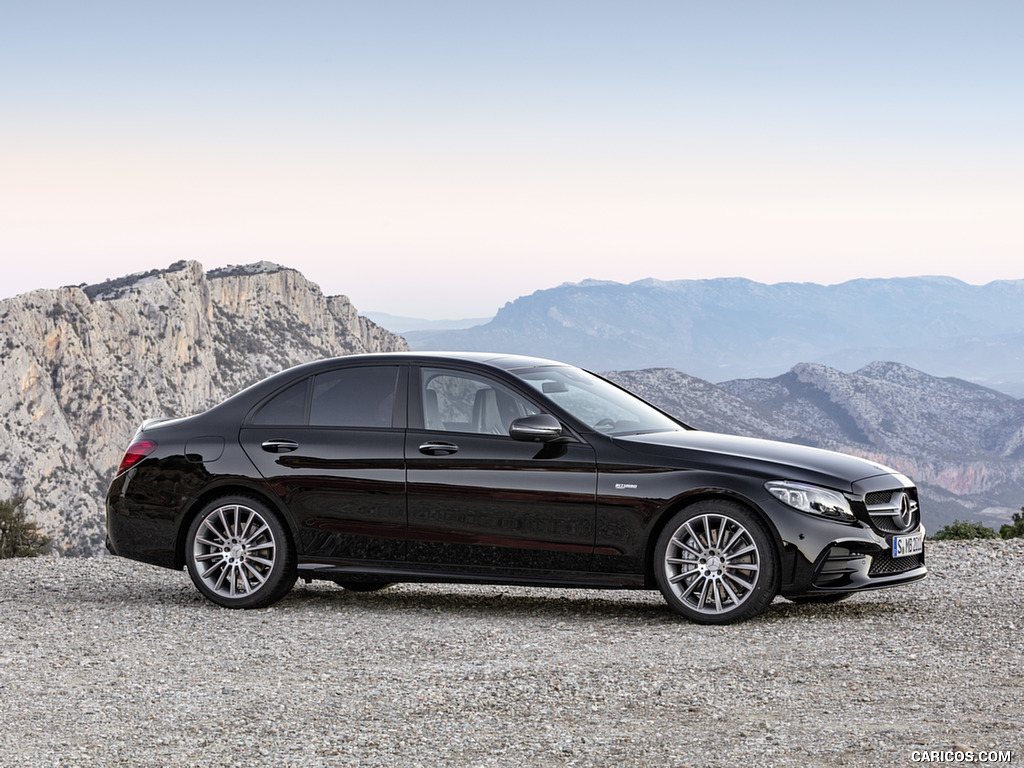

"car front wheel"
[185, 496, 297, 609]
[654, 500, 778, 624]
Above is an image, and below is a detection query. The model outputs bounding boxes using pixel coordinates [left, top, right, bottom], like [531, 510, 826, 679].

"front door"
[405, 366, 597, 574]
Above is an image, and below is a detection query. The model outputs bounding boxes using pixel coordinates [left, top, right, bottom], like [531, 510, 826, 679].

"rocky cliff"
[0, 260, 407, 555]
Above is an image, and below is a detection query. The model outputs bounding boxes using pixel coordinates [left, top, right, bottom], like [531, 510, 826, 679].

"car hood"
[614, 429, 903, 488]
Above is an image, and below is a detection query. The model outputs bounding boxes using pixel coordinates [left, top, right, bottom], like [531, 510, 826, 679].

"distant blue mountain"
[362, 311, 491, 334]
[405, 277, 1024, 396]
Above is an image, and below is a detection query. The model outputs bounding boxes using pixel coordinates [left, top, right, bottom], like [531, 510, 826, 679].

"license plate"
[892, 532, 924, 558]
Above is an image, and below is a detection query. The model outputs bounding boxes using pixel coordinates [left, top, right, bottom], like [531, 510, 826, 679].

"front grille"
[871, 514, 907, 534]
[869, 551, 924, 576]
[861, 487, 919, 534]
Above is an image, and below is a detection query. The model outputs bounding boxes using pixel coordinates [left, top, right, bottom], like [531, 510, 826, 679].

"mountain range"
[2, 262, 1021, 555]
[403, 277, 1024, 397]
[362, 311, 491, 333]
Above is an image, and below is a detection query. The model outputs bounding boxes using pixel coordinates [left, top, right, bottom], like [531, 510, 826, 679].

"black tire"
[334, 580, 393, 593]
[185, 496, 297, 609]
[786, 592, 852, 605]
[654, 500, 778, 625]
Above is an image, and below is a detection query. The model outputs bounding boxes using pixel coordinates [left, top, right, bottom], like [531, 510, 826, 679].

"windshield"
[513, 366, 683, 436]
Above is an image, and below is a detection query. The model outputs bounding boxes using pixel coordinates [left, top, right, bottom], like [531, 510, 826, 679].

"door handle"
[419, 441, 459, 456]
[261, 439, 299, 453]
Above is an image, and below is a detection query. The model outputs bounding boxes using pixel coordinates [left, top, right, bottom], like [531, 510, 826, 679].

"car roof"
[313, 351, 573, 371]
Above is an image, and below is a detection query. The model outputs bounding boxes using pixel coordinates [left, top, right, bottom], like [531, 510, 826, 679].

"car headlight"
[765, 480, 855, 521]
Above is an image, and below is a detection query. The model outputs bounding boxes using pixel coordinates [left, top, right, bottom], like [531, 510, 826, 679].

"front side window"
[421, 368, 539, 435]
[514, 366, 682, 435]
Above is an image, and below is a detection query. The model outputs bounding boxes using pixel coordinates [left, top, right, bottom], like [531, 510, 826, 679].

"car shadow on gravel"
[280, 583, 677, 624]
[265, 582, 906, 626]
[72, 562, 906, 626]
[764, 596, 907, 623]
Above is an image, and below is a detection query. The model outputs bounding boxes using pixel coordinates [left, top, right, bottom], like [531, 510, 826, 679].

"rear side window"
[310, 366, 399, 428]
[252, 380, 309, 425]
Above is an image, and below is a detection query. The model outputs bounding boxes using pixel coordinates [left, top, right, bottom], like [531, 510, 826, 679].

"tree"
[999, 509, 1024, 539]
[930, 519, 999, 541]
[0, 497, 51, 558]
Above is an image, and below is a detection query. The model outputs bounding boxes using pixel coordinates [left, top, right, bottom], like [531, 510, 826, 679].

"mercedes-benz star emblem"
[893, 492, 915, 529]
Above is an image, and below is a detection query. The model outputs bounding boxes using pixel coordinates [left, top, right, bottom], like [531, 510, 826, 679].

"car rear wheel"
[654, 500, 778, 624]
[185, 496, 296, 609]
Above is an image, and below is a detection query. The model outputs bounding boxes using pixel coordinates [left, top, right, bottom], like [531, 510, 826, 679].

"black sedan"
[106, 352, 926, 624]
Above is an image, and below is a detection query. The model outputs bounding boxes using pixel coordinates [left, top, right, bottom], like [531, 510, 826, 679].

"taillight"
[117, 439, 157, 475]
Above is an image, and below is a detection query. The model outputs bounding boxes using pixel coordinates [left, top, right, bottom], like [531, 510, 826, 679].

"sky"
[2, 1, 1022, 319]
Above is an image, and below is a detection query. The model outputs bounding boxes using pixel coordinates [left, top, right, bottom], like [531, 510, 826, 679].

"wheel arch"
[173, 482, 297, 569]
[642, 489, 785, 589]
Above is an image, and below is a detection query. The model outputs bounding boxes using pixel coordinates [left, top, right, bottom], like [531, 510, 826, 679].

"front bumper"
[765, 486, 927, 597]
[806, 533, 927, 592]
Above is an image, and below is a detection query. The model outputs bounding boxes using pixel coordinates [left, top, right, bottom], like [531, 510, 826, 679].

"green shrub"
[0, 497, 51, 558]
[930, 519, 999, 541]
[999, 510, 1024, 539]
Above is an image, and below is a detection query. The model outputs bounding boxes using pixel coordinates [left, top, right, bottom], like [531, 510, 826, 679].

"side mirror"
[509, 414, 563, 442]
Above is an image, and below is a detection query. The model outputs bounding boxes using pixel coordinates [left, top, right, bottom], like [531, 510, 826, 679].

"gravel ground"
[1, 540, 1022, 768]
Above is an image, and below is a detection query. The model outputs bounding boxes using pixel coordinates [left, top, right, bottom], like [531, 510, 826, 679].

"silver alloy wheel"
[662, 512, 761, 615]
[192, 503, 277, 599]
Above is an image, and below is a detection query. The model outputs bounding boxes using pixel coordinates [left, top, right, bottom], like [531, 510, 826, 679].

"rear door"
[240, 364, 407, 562]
